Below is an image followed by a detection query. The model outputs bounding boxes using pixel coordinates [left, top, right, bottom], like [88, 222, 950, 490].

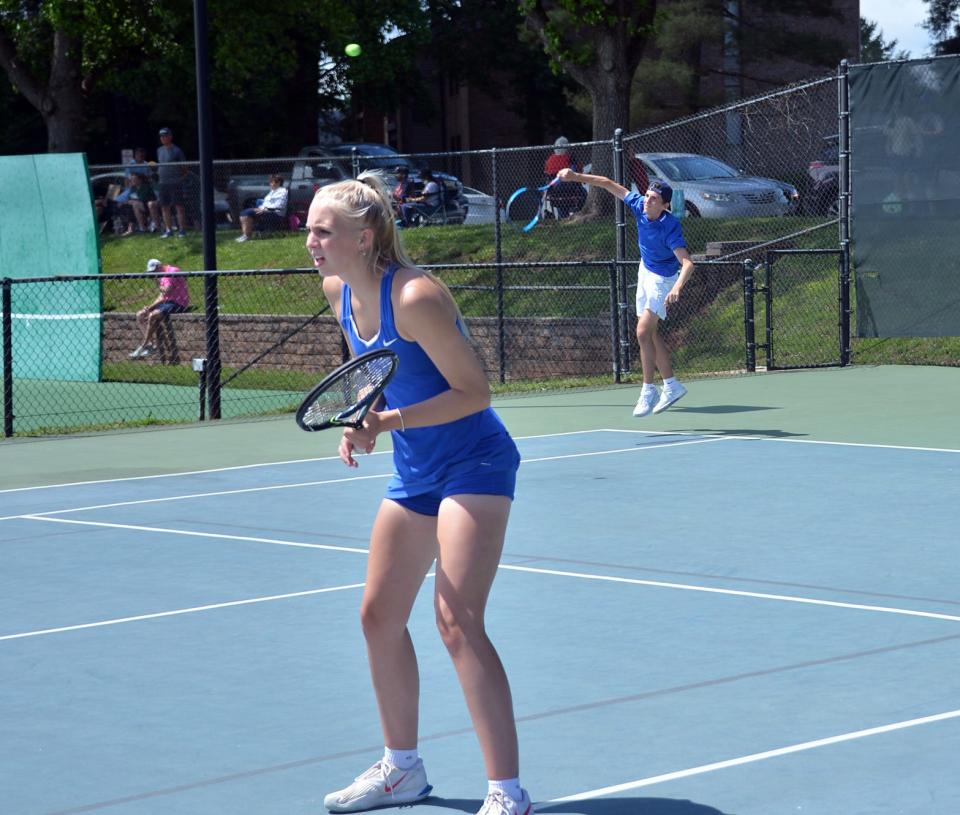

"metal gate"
[749, 249, 850, 371]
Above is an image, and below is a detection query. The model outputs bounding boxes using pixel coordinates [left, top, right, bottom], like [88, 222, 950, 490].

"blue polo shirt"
[624, 191, 686, 276]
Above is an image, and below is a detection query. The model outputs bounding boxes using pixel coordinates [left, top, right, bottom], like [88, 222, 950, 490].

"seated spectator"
[129, 258, 190, 359]
[543, 136, 585, 218]
[399, 168, 442, 226]
[119, 172, 159, 236]
[391, 166, 415, 218]
[94, 183, 123, 234]
[126, 147, 155, 183]
[236, 174, 289, 242]
[544, 136, 574, 177]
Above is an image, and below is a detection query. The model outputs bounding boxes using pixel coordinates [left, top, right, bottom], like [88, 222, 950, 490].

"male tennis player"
[306, 172, 534, 815]
[558, 167, 695, 416]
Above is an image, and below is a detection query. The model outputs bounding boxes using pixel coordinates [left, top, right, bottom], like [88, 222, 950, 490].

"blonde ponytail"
[314, 171, 468, 332]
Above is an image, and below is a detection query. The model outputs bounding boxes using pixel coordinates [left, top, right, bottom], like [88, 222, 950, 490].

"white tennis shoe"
[632, 387, 659, 417]
[128, 344, 155, 359]
[324, 758, 432, 813]
[476, 789, 535, 815]
[653, 382, 687, 414]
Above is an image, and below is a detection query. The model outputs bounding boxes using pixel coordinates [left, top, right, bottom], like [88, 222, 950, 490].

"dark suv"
[297, 144, 469, 225]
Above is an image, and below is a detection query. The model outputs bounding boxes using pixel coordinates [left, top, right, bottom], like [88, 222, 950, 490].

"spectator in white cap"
[129, 258, 190, 358]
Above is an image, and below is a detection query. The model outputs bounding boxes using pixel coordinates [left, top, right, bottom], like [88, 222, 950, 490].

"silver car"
[461, 186, 503, 224]
[634, 152, 799, 218]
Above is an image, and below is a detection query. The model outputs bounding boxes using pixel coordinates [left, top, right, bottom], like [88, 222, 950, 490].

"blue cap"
[647, 179, 673, 204]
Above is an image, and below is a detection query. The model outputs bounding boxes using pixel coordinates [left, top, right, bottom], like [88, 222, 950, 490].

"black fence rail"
[2, 258, 790, 437]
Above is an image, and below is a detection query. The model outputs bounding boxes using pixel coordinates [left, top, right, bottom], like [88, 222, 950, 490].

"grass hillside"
[98, 217, 957, 368]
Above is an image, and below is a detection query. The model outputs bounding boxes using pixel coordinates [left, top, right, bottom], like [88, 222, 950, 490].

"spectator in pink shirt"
[129, 258, 190, 358]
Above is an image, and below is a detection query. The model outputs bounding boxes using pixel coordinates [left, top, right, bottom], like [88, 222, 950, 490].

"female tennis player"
[305, 173, 533, 815]
[558, 166, 695, 417]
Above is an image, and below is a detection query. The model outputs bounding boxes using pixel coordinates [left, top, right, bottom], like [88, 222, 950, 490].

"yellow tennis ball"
[345, 43, 361, 57]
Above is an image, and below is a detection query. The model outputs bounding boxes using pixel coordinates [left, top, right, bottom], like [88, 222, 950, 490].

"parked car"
[226, 143, 469, 228]
[226, 159, 348, 228]
[312, 142, 416, 174]
[298, 143, 468, 225]
[633, 152, 799, 218]
[460, 186, 501, 224]
[802, 135, 839, 216]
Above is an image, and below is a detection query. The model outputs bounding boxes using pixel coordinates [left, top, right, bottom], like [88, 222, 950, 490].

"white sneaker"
[632, 387, 659, 417]
[477, 789, 535, 815]
[324, 759, 432, 813]
[128, 345, 145, 359]
[652, 382, 687, 414]
[235, 234, 249, 243]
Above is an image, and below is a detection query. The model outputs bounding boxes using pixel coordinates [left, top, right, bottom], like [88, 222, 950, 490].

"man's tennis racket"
[295, 349, 399, 432]
[505, 177, 560, 232]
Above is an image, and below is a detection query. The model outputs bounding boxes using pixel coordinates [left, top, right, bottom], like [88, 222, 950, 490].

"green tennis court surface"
[2, 378, 302, 435]
[2, 365, 956, 489]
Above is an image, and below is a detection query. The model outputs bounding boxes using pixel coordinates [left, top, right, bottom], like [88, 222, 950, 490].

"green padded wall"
[0, 153, 102, 381]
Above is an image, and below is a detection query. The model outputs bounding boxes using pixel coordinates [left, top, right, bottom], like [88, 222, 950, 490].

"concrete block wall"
[104, 313, 615, 381]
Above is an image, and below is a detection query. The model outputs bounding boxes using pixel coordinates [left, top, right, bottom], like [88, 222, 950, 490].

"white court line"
[6, 422, 954, 497]
[0, 583, 366, 642]
[0, 439, 724, 521]
[0, 472, 393, 520]
[546, 708, 960, 802]
[601, 428, 960, 455]
[0, 454, 351, 494]
[23, 516, 369, 554]
[500, 565, 960, 623]
[0, 429, 619, 495]
[11, 517, 960, 632]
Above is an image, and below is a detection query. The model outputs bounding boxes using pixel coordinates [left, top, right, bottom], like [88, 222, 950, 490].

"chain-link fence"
[0, 264, 624, 436]
[12, 60, 958, 437]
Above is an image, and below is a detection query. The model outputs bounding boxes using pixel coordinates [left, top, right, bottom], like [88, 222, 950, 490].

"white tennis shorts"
[635, 261, 678, 320]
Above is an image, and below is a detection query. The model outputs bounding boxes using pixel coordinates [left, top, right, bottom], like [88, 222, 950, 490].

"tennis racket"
[295, 348, 399, 432]
[505, 177, 561, 232]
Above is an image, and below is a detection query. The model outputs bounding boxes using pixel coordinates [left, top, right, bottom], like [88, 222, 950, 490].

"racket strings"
[302, 355, 395, 426]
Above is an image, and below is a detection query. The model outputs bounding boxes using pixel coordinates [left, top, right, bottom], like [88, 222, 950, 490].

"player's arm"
[557, 167, 629, 200]
[666, 248, 695, 306]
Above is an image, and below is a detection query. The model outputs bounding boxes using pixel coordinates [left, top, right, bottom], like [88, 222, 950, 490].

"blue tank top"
[339, 265, 518, 496]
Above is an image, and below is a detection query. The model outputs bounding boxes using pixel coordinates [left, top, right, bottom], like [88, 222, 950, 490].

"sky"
[861, 0, 936, 57]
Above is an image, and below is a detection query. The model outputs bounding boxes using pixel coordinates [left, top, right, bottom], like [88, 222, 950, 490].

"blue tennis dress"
[339, 265, 520, 500]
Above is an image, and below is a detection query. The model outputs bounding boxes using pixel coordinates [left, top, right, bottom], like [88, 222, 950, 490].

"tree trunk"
[44, 30, 86, 152]
[576, 38, 633, 218]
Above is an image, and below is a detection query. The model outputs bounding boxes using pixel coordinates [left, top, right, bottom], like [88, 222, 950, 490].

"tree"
[0, 1, 163, 151]
[522, 0, 656, 144]
[630, 0, 852, 128]
[521, 0, 658, 213]
[860, 17, 909, 62]
[426, 0, 588, 146]
[925, 0, 960, 53]
[0, 0, 432, 157]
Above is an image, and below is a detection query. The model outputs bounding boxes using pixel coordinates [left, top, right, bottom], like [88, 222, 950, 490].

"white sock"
[642, 382, 657, 393]
[383, 746, 419, 770]
[488, 778, 524, 802]
[663, 377, 677, 387]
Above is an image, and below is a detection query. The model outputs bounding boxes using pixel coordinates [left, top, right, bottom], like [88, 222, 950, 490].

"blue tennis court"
[2, 368, 959, 815]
